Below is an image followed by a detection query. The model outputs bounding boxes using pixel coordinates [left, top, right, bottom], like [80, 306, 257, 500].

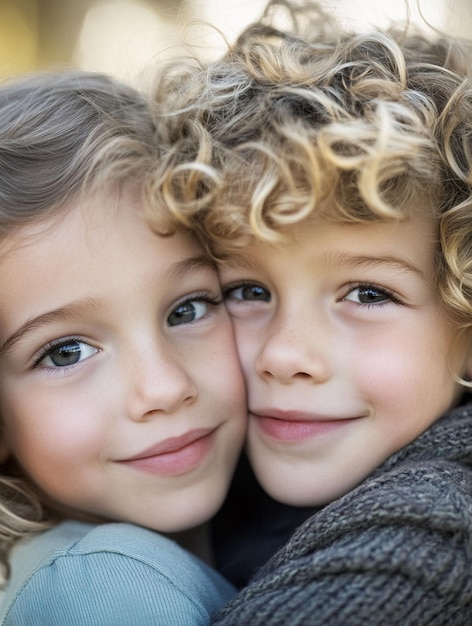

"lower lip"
[255, 416, 352, 442]
[121, 432, 215, 477]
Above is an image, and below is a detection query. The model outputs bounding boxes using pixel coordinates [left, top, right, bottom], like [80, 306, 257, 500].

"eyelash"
[341, 282, 401, 307]
[222, 281, 269, 299]
[175, 291, 223, 308]
[169, 291, 224, 320]
[32, 336, 89, 369]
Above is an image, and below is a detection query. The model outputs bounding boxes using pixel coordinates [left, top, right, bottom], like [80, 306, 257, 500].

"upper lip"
[251, 409, 362, 422]
[120, 427, 216, 462]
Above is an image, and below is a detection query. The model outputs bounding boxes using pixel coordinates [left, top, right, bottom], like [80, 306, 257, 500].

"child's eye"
[167, 295, 221, 327]
[343, 284, 397, 306]
[36, 339, 99, 368]
[224, 283, 271, 302]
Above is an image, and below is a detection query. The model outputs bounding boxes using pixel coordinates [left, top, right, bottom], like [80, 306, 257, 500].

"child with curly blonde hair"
[149, 1, 472, 623]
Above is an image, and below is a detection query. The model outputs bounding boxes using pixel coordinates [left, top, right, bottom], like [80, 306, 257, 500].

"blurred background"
[0, 0, 470, 88]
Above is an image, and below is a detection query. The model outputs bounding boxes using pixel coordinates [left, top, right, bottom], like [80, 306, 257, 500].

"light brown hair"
[0, 69, 157, 581]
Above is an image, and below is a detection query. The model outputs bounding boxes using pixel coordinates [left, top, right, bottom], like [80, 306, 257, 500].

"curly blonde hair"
[149, 0, 472, 329]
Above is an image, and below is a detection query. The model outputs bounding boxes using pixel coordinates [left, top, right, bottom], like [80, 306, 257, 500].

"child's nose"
[125, 347, 198, 421]
[255, 313, 331, 385]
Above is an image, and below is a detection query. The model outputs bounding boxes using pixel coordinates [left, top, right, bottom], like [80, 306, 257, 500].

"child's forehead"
[214, 213, 438, 270]
[0, 189, 147, 263]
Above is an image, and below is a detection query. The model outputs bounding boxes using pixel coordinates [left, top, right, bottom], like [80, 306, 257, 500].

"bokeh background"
[0, 0, 471, 88]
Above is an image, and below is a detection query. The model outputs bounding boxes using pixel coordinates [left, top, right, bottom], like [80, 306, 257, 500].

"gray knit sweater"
[213, 402, 472, 625]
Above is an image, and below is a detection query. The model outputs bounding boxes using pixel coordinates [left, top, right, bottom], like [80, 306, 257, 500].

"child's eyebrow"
[327, 253, 426, 280]
[216, 252, 264, 271]
[217, 251, 425, 280]
[0, 298, 101, 358]
[0, 255, 217, 357]
[165, 255, 218, 281]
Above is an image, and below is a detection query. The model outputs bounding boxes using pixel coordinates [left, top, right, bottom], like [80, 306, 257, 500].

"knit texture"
[213, 403, 472, 625]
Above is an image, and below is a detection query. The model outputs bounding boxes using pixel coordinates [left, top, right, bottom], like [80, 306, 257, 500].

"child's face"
[219, 215, 470, 506]
[0, 189, 246, 532]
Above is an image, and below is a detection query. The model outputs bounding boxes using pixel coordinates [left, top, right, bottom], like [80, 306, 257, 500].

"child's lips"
[251, 409, 363, 441]
[118, 427, 217, 476]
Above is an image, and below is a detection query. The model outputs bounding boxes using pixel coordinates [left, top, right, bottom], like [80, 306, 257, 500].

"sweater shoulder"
[1, 521, 235, 626]
[215, 461, 472, 626]
[289, 458, 472, 556]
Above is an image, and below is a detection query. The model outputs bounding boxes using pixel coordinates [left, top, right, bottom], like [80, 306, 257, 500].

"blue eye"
[37, 339, 99, 368]
[225, 283, 271, 302]
[167, 298, 218, 327]
[344, 284, 395, 305]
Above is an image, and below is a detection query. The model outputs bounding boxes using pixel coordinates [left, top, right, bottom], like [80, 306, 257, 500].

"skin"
[0, 188, 246, 532]
[218, 215, 472, 506]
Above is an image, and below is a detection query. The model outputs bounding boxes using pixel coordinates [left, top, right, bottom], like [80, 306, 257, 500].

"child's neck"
[165, 523, 213, 565]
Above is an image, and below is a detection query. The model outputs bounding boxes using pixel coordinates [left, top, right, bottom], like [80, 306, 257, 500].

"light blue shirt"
[0, 520, 235, 625]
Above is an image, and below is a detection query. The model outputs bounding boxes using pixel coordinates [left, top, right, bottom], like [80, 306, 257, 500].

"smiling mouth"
[120, 428, 217, 476]
[253, 413, 361, 442]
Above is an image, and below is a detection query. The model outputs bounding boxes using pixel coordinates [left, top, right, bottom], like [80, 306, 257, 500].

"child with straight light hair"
[0, 69, 246, 625]
[149, 1, 472, 622]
